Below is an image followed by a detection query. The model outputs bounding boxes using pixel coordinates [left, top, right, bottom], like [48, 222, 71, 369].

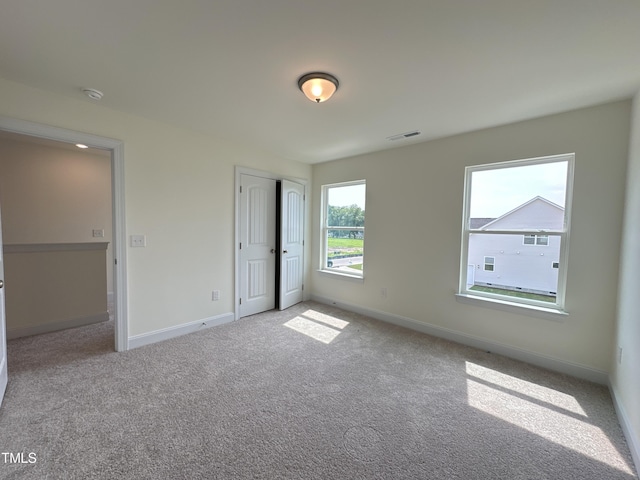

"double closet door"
[239, 174, 304, 317]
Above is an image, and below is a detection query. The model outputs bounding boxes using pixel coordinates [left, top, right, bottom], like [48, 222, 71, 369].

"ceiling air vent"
[386, 130, 421, 141]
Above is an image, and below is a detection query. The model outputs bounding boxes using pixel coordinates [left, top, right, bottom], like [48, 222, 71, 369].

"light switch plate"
[130, 235, 146, 247]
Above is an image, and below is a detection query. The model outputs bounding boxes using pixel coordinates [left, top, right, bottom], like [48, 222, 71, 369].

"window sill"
[317, 269, 364, 282]
[455, 293, 568, 322]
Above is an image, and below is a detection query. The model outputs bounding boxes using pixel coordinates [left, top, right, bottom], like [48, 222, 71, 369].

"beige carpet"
[0, 301, 637, 479]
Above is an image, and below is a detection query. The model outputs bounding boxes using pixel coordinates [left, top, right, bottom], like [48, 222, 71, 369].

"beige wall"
[0, 77, 312, 337]
[4, 245, 108, 336]
[0, 137, 113, 290]
[612, 93, 640, 463]
[312, 101, 630, 374]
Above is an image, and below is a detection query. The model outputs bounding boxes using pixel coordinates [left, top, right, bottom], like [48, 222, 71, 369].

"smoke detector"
[82, 88, 104, 101]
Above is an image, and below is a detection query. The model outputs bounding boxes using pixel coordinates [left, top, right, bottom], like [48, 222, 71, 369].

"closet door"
[239, 175, 276, 317]
[279, 180, 304, 310]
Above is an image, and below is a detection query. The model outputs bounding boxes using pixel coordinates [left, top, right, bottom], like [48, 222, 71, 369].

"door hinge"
[302, 284, 304, 291]
[114, 258, 117, 265]
[239, 298, 242, 305]
[239, 242, 242, 250]
[240, 185, 243, 193]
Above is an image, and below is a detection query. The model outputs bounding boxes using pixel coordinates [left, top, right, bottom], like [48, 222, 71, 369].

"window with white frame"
[484, 256, 495, 271]
[523, 234, 549, 246]
[321, 180, 365, 277]
[459, 154, 574, 310]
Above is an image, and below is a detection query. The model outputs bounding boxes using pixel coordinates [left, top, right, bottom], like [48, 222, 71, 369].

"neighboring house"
[468, 196, 564, 296]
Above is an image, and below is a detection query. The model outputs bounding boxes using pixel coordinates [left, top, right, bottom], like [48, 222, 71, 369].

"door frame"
[234, 166, 307, 320]
[0, 115, 129, 351]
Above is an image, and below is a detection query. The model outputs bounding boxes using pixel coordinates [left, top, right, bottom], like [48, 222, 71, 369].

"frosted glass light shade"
[298, 72, 339, 103]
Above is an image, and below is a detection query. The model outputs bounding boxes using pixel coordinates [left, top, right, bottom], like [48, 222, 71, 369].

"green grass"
[347, 264, 363, 271]
[327, 238, 363, 249]
[470, 285, 556, 303]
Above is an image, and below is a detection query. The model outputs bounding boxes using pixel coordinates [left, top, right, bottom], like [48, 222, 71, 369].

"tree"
[327, 204, 364, 238]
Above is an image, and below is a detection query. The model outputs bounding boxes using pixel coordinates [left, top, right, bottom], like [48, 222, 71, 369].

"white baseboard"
[7, 312, 110, 340]
[609, 383, 640, 474]
[128, 312, 235, 350]
[310, 294, 609, 385]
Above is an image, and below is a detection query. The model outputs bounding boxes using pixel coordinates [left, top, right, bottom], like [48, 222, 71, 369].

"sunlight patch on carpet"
[465, 362, 635, 475]
[466, 362, 587, 417]
[283, 310, 349, 344]
[302, 309, 350, 330]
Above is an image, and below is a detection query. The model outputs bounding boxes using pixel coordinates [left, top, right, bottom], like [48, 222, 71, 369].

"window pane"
[326, 229, 364, 272]
[483, 256, 495, 271]
[327, 184, 366, 227]
[467, 233, 560, 301]
[523, 235, 535, 245]
[536, 235, 549, 246]
[470, 161, 567, 231]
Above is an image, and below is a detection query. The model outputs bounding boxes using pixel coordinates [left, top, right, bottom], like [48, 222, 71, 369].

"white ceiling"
[1, 0, 639, 164]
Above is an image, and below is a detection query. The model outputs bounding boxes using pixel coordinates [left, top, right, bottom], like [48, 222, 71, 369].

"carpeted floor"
[0, 301, 637, 479]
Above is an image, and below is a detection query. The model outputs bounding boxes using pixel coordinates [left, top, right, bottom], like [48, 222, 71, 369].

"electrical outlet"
[212, 290, 220, 301]
[92, 229, 105, 238]
[130, 235, 146, 247]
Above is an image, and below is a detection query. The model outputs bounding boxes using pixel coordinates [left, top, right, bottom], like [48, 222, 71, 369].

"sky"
[328, 183, 366, 208]
[469, 161, 568, 218]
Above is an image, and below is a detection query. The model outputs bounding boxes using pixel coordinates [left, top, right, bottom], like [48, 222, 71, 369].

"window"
[321, 180, 365, 277]
[523, 234, 549, 246]
[484, 256, 495, 271]
[459, 154, 574, 311]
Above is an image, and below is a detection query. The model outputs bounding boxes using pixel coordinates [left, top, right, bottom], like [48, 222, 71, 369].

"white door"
[0, 207, 7, 407]
[280, 180, 305, 310]
[239, 175, 276, 317]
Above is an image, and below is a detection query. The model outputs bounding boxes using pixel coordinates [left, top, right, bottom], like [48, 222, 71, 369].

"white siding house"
[468, 197, 564, 296]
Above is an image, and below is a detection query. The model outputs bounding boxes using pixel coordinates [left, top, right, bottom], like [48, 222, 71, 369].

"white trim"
[234, 166, 309, 321]
[0, 115, 128, 352]
[310, 294, 607, 384]
[455, 293, 568, 321]
[128, 312, 234, 349]
[317, 269, 365, 282]
[0, 356, 7, 406]
[320, 180, 366, 277]
[6, 312, 109, 340]
[609, 383, 640, 474]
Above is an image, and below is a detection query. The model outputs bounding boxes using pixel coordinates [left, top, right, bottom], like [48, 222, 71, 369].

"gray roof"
[469, 218, 495, 229]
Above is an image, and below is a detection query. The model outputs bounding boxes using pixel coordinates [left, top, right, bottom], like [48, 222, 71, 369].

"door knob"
[270, 249, 275, 254]
[0, 280, 4, 289]
[283, 250, 288, 254]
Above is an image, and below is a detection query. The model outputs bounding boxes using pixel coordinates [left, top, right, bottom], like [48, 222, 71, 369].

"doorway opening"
[0, 115, 128, 352]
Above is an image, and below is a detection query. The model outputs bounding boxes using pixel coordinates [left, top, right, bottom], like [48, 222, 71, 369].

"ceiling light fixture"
[297, 72, 339, 103]
[82, 88, 104, 101]
[75, 144, 89, 149]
